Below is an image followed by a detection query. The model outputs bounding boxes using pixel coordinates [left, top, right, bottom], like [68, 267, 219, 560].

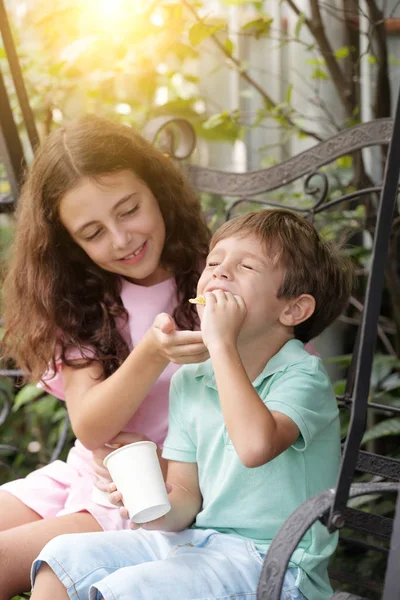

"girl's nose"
[111, 228, 132, 249]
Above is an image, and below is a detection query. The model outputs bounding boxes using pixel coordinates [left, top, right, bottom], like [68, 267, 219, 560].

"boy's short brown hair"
[210, 209, 354, 343]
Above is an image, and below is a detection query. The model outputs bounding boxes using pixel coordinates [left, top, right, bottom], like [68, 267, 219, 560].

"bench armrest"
[256, 482, 398, 600]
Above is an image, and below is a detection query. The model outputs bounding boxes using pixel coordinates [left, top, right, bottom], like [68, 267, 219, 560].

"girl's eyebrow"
[74, 193, 138, 236]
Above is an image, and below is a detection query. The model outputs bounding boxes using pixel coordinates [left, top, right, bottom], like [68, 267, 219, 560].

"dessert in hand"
[189, 295, 206, 305]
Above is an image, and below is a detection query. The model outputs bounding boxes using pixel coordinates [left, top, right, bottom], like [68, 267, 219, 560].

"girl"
[0, 114, 210, 599]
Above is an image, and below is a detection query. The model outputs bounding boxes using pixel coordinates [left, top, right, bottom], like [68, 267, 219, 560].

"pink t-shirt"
[41, 276, 180, 447]
[2, 277, 181, 531]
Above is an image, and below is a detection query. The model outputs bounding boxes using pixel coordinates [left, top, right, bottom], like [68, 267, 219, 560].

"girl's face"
[59, 170, 169, 286]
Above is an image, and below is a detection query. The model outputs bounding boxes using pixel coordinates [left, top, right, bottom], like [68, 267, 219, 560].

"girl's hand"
[109, 481, 173, 530]
[150, 313, 209, 365]
[200, 291, 247, 350]
[92, 432, 149, 491]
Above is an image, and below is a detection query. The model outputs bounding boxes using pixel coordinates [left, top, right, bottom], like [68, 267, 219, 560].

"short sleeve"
[264, 358, 338, 452]
[38, 345, 96, 400]
[162, 373, 197, 463]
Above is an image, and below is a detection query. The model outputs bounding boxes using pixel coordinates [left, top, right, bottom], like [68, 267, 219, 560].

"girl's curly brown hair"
[2, 115, 210, 382]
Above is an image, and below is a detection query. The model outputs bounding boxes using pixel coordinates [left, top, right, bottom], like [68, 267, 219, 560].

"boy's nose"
[212, 264, 230, 280]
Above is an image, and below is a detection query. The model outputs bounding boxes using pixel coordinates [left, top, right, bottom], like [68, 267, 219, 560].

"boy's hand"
[200, 291, 246, 349]
[109, 481, 173, 530]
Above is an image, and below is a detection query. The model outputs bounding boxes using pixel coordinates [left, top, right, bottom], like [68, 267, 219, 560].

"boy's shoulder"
[257, 339, 324, 380]
[255, 340, 334, 402]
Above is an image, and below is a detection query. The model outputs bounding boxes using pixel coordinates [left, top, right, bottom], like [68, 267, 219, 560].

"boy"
[30, 209, 353, 600]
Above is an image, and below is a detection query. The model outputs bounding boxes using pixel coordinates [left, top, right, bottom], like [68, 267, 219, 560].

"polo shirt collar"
[194, 339, 307, 390]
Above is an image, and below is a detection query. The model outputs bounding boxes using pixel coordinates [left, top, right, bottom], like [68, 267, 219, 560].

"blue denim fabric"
[31, 528, 306, 600]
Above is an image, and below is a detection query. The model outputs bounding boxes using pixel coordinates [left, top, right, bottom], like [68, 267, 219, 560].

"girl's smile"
[117, 241, 148, 265]
[59, 170, 170, 286]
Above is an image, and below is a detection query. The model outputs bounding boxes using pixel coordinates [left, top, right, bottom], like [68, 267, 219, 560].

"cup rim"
[103, 440, 157, 468]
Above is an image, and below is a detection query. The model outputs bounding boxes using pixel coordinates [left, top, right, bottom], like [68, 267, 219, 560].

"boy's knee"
[39, 532, 94, 561]
[94, 562, 168, 600]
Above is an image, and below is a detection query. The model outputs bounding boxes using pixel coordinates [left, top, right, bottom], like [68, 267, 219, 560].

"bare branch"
[389, 0, 400, 18]
[284, 0, 354, 117]
[365, 0, 391, 119]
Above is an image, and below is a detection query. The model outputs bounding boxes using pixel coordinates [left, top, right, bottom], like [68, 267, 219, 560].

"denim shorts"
[31, 528, 306, 600]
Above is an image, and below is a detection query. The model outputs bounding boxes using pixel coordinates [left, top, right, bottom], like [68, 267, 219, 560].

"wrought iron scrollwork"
[303, 170, 329, 215]
[141, 116, 197, 161]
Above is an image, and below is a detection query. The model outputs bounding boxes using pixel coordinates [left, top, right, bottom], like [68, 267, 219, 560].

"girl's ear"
[279, 294, 316, 327]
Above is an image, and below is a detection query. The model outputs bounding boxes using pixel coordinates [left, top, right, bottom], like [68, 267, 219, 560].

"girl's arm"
[63, 314, 208, 450]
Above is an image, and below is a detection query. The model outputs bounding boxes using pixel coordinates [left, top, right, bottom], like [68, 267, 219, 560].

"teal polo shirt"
[163, 339, 341, 600]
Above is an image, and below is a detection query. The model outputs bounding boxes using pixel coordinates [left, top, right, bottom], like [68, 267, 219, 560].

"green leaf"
[183, 74, 199, 83]
[13, 384, 45, 411]
[241, 17, 273, 39]
[368, 55, 377, 64]
[324, 354, 353, 366]
[261, 155, 279, 168]
[285, 83, 293, 105]
[336, 155, 353, 169]
[311, 67, 329, 80]
[170, 41, 199, 60]
[189, 22, 224, 46]
[334, 46, 350, 60]
[306, 58, 326, 66]
[362, 418, 400, 444]
[202, 110, 231, 130]
[224, 38, 234, 55]
[294, 13, 306, 39]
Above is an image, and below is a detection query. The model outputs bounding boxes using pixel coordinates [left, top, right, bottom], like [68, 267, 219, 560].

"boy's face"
[197, 233, 290, 338]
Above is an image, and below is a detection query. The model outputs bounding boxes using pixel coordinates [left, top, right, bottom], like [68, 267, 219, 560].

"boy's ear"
[279, 294, 316, 327]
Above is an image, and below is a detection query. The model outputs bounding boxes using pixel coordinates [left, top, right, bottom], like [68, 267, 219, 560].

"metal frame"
[0, 0, 38, 208]
[256, 483, 398, 600]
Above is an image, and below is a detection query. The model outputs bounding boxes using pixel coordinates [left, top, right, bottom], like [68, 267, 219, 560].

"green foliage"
[241, 16, 273, 39]
[189, 22, 224, 46]
[0, 374, 74, 484]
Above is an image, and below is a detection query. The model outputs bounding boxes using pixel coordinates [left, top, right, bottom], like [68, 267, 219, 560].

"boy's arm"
[201, 291, 299, 468]
[111, 459, 202, 532]
[140, 460, 202, 532]
[210, 344, 299, 468]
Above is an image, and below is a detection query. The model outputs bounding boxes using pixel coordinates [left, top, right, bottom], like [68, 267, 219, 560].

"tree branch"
[365, 0, 391, 119]
[284, 0, 354, 118]
[181, 0, 323, 141]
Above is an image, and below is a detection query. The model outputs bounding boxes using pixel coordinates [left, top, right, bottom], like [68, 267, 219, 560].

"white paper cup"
[103, 441, 170, 523]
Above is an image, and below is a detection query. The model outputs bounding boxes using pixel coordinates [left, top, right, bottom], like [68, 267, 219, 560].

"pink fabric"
[304, 341, 319, 357]
[2, 277, 180, 531]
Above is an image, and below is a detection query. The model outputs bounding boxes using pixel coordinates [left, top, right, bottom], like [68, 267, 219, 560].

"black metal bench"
[141, 95, 400, 598]
[0, 1, 400, 595]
